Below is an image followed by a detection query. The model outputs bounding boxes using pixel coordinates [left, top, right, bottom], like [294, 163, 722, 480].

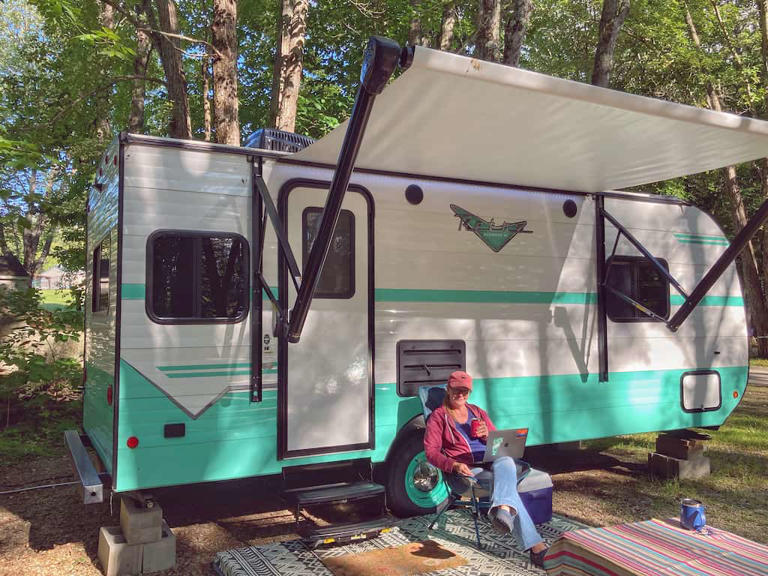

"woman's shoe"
[488, 507, 516, 534]
[529, 546, 548, 568]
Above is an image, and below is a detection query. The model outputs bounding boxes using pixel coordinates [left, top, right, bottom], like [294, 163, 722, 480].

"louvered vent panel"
[396, 340, 466, 397]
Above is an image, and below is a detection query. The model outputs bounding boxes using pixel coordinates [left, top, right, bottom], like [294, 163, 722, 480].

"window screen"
[92, 236, 110, 313]
[605, 255, 669, 322]
[148, 231, 249, 323]
[302, 208, 355, 299]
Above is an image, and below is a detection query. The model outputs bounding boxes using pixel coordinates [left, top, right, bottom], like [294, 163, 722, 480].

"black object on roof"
[245, 128, 315, 153]
[0, 254, 28, 277]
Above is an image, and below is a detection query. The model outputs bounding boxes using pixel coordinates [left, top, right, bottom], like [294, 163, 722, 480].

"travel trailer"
[68, 38, 768, 539]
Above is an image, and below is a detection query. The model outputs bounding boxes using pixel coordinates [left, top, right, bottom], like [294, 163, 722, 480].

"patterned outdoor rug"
[213, 510, 588, 576]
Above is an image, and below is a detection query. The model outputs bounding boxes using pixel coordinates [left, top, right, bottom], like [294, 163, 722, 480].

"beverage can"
[470, 418, 481, 437]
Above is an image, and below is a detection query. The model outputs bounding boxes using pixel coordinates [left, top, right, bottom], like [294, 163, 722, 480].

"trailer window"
[92, 236, 110, 314]
[302, 208, 355, 299]
[605, 255, 669, 322]
[147, 231, 249, 323]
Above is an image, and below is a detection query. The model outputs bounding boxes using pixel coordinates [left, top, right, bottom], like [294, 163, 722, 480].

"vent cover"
[397, 340, 466, 397]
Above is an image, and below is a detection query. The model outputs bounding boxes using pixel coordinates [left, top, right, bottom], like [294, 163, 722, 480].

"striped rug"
[543, 518, 768, 576]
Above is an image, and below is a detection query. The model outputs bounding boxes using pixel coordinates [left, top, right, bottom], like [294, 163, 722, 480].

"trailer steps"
[282, 461, 392, 547]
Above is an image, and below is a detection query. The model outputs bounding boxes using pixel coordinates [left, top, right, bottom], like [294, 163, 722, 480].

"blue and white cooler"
[518, 468, 553, 525]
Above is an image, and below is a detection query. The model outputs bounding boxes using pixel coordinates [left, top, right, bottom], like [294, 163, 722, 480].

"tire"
[386, 430, 450, 517]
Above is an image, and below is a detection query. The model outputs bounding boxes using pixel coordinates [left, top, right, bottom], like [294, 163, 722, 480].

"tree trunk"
[202, 52, 212, 141]
[212, 0, 239, 145]
[502, 0, 532, 67]
[476, 0, 501, 62]
[153, 0, 192, 139]
[21, 171, 55, 284]
[685, 2, 768, 357]
[270, 0, 309, 133]
[128, 27, 151, 133]
[591, 0, 630, 87]
[408, 0, 430, 46]
[755, 0, 768, 355]
[439, 1, 457, 50]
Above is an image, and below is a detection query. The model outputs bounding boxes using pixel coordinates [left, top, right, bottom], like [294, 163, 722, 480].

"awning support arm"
[595, 195, 609, 382]
[254, 173, 301, 295]
[668, 196, 768, 331]
[287, 36, 401, 344]
[602, 208, 689, 299]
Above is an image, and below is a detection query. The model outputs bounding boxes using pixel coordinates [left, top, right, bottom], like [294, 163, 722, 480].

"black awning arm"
[287, 36, 402, 344]
[254, 174, 301, 295]
[595, 195, 609, 382]
[602, 208, 689, 299]
[668, 196, 768, 331]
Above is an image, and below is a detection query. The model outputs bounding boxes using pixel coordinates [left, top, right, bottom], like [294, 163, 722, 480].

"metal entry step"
[292, 481, 384, 507]
[304, 516, 396, 548]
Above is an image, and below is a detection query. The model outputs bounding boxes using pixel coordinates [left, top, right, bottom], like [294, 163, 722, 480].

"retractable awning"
[293, 46, 768, 193]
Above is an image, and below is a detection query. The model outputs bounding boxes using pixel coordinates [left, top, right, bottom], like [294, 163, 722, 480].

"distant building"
[33, 265, 84, 290]
[0, 254, 28, 290]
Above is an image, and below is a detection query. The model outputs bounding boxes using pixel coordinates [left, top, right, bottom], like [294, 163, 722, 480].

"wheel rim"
[404, 450, 449, 508]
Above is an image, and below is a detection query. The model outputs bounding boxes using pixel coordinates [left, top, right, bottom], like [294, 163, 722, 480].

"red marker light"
[106, 386, 113, 406]
[127, 436, 139, 449]
[733, 390, 739, 399]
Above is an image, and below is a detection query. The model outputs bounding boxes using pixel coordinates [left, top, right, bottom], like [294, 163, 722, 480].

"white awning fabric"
[293, 46, 768, 193]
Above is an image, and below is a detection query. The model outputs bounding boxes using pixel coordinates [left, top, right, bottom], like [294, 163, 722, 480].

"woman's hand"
[474, 420, 488, 439]
[452, 462, 474, 476]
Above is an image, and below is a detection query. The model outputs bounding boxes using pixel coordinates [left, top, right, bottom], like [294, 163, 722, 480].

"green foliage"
[0, 286, 83, 410]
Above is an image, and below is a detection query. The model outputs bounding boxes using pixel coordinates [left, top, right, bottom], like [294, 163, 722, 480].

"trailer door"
[279, 183, 373, 458]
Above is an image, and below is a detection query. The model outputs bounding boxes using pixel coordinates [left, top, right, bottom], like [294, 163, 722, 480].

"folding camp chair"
[417, 384, 531, 549]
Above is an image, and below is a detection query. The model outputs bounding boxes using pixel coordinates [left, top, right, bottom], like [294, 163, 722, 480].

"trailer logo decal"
[450, 204, 532, 252]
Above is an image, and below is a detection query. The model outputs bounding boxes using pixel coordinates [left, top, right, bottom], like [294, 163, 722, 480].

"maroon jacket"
[423, 403, 497, 473]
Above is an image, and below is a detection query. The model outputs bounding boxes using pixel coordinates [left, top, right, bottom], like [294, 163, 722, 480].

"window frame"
[605, 254, 670, 323]
[92, 235, 110, 315]
[301, 207, 356, 299]
[145, 229, 250, 325]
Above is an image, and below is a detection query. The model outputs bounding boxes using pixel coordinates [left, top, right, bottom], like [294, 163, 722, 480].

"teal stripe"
[677, 238, 730, 246]
[122, 283, 144, 299]
[375, 288, 596, 304]
[159, 363, 252, 372]
[166, 369, 251, 379]
[261, 286, 279, 300]
[124, 284, 742, 307]
[674, 233, 728, 241]
[671, 294, 743, 306]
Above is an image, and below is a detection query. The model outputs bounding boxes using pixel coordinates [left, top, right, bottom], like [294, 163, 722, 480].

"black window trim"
[301, 206, 356, 300]
[92, 234, 110, 315]
[145, 228, 251, 325]
[605, 254, 670, 323]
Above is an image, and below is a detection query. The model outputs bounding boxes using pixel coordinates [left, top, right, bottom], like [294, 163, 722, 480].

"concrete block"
[141, 521, 176, 574]
[98, 526, 142, 576]
[656, 434, 706, 460]
[648, 452, 710, 480]
[120, 497, 163, 545]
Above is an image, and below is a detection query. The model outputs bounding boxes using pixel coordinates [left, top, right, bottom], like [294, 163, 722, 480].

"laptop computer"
[482, 428, 528, 463]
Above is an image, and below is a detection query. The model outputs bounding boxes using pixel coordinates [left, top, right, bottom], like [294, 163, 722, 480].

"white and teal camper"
[70, 38, 768, 530]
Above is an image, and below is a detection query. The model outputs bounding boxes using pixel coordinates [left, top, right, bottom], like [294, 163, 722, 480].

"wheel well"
[378, 414, 425, 473]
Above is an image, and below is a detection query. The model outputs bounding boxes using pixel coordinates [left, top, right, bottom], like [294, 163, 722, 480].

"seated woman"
[423, 370, 548, 567]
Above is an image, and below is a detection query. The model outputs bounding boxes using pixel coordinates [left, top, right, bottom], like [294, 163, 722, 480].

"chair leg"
[429, 494, 457, 530]
[470, 488, 482, 549]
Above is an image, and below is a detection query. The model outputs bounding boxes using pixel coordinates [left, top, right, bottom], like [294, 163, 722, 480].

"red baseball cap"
[447, 370, 472, 390]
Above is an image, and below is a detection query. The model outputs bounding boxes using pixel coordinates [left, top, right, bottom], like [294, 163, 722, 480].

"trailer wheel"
[386, 431, 450, 517]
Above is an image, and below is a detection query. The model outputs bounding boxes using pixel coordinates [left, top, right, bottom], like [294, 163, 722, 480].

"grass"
[39, 289, 75, 311]
[751, 357, 768, 368]
[568, 385, 768, 543]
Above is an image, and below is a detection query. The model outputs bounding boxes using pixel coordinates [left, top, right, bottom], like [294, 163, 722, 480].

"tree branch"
[50, 75, 167, 124]
[138, 28, 225, 60]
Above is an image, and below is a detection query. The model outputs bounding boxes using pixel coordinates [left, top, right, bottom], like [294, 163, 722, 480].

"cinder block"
[98, 526, 142, 576]
[120, 497, 163, 545]
[656, 434, 706, 460]
[648, 452, 710, 480]
[141, 521, 176, 574]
